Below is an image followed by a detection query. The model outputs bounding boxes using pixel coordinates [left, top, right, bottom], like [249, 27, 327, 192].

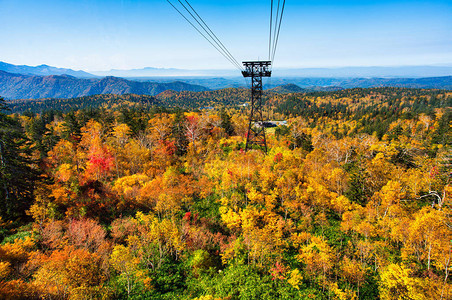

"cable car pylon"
[242, 61, 271, 153]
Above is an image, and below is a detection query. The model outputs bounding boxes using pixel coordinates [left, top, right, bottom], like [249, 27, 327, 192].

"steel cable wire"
[167, 0, 243, 71]
[182, 0, 243, 70]
[271, 0, 286, 64]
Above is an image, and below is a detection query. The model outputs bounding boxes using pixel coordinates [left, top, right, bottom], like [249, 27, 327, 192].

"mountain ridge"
[1, 69, 451, 101]
[0, 61, 96, 78]
[0, 71, 208, 100]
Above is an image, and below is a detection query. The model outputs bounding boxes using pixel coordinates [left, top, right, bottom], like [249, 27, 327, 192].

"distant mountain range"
[267, 78, 452, 94]
[3, 61, 451, 79]
[1, 70, 451, 100]
[0, 61, 96, 78]
[0, 61, 451, 100]
[93, 65, 452, 78]
[91, 67, 204, 77]
[275, 66, 452, 78]
[145, 76, 452, 90]
[0, 71, 207, 100]
[267, 77, 452, 90]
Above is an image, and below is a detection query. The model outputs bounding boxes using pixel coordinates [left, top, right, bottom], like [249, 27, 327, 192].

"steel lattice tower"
[242, 61, 272, 152]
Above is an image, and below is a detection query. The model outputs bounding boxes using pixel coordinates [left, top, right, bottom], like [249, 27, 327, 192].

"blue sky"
[0, 0, 451, 71]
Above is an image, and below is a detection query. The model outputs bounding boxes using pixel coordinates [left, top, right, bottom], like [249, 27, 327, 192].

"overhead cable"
[271, 0, 286, 64]
[181, 0, 243, 70]
[269, 0, 273, 61]
[167, 0, 243, 71]
[271, 0, 281, 64]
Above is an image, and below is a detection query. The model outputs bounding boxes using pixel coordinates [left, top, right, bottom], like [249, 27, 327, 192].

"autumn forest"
[0, 87, 451, 299]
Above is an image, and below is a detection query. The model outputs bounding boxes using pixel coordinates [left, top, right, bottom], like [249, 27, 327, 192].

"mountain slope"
[8, 94, 160, 114]
[0, 71, 208, 100]
[269, 84, 307, 94]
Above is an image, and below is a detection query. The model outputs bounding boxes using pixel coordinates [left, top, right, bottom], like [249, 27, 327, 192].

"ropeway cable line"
[166, 0, 243, 71]
[166, 0, 286, 70]
[179, 0, 243, 70]
[269, 0, 286, 66]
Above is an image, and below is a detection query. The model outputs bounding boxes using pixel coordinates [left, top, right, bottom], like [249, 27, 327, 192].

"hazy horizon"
[2, 60, 452, 79]
[4, 61, 452, 73]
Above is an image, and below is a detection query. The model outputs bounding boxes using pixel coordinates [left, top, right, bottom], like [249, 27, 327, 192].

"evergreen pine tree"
[0, 97, 37, 221]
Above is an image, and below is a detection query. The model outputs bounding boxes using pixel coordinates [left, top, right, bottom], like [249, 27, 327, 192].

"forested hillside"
[9, 87, 451, 115]
[0, 87, 451, 299]
[8, 94, 161, 114]
[7, 88, 252, 114]
[0, 61, 96, 78]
